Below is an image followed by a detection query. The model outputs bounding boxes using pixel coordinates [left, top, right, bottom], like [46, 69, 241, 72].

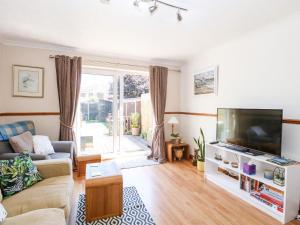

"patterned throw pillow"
[0, 203, 7, 223]
[0, 153, 43, 198]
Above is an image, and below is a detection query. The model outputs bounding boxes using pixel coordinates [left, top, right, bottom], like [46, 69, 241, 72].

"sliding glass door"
[76, 69, 151, 155]
[119, 74, 152, 153]
[77, 73, 115, 154]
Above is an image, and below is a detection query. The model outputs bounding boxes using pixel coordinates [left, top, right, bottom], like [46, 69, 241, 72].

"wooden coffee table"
[77, 154, 102, 177]
[85, 161, 123, 222]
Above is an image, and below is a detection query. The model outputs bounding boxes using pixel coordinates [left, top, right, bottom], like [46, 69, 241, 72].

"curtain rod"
[49, 55, 181, 72]
[49, 55, 76, 59]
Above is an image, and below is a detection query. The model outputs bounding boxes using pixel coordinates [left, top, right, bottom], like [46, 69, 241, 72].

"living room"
[0, 0, 300, 225]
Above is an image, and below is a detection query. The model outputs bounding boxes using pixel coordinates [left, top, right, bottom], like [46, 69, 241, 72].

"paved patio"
[80, 134, 150, 154]
[79, 121, 151, 154]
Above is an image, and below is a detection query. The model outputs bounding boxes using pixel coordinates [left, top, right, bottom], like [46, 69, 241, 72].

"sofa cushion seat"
[49, 152, 71, 159]
[2, 175, 73, 218]
[3, 208, 66, 225]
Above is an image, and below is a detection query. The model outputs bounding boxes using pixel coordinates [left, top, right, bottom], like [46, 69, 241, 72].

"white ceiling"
[0, 0, 300, 63]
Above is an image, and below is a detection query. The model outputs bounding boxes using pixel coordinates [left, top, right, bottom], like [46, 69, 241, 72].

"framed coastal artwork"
[13, 65, 44, 98]
[194, 66, 218, 95]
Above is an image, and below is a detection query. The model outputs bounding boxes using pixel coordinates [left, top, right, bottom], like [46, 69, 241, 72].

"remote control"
[209, 141, 219, 145]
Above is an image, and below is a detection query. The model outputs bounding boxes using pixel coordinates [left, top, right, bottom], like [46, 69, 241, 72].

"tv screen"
[217, 108, 283, 156]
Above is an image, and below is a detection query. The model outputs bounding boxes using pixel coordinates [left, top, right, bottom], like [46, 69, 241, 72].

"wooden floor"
[69, 161, 300, 225]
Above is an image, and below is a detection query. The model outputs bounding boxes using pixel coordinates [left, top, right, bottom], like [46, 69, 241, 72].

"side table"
[166, 142, 190, 162]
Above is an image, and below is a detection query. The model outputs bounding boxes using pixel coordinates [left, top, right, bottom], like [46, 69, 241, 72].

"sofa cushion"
[0, 121, 35, 142]
[49, 152, 71, 159]
[33, 135, 55, 155]
[0, 153, 43, 198]
[2, 175, 73, 217]
[3, 208, 66, 225]
[9, 131, 34, 153]
[0, 142, 14, 154]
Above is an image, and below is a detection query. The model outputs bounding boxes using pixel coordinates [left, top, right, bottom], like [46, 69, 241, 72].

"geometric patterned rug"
[76, 186, 156, 225]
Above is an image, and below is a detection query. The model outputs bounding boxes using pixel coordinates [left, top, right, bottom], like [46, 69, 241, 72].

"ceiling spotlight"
[177, 9, 182, 21]
[100, 0, 188, 22]
[149, 0, 158, 14]
[99, 0, 110, 4]
[133, 0, 139, 7]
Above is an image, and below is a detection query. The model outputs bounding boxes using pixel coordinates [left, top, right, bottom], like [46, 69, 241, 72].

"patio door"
[76, 69, 151, 155]
[119, 74, 152, 153]
[76, 71, 118, 154]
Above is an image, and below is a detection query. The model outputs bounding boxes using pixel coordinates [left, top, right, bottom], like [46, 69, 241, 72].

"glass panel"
[78, 74, 114, 154]
[76, 71, 152, 155]
[119, 74, 152, 153]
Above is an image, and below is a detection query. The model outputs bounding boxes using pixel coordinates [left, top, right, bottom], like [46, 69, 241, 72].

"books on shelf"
[240, 175, 284, 213]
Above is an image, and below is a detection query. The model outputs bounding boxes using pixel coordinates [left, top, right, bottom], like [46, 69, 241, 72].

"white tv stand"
[205, 143, 300, 224]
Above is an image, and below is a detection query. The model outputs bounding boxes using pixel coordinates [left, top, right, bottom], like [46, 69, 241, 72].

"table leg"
[167, 145, 173, 162]
[185, 145, 190, 160]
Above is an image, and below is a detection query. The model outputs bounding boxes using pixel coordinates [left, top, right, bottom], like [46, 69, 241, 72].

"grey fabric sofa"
[0, 120, 74, 162]
[0, 141, 74, 161]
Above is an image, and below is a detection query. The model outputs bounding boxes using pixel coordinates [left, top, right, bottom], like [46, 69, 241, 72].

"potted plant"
[131, 113, 141, 136]
[170, 132, 180, 144]
[193, 128, 205, 171]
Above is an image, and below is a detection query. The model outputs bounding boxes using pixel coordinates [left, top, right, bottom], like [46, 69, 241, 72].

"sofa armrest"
[34, 158, 73, 179]
[51, 141, 74, 154]
[0, 153, 49, 160]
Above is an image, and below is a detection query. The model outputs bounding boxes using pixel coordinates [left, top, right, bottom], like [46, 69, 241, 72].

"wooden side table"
[166, 142, 190, 162]
[76, 154, 101, 177]
[85, 162, 123, 222]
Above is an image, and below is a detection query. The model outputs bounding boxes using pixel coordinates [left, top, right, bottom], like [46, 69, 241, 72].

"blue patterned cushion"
[0, 121, 36, 142]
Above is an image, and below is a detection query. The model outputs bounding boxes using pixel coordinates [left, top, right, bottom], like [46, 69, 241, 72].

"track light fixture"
[133, 0, 139, 7]
[100, 0, 188, 22]
[177, 9, 182, 21]
[99, 0, 110, 4]
[149, 0, 158, 14]
[147, 0, 187, 21]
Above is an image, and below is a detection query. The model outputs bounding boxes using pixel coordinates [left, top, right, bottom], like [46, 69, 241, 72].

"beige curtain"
[55, 55, 82, 142]
[149, 66, 168, 163]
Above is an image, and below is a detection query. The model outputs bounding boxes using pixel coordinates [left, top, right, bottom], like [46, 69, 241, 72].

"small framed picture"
[194, 66, 218, 95]
[13, 65, 44, 98]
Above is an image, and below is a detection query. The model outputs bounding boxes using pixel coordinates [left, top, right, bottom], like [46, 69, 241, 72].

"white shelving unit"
[205, 143, 300, 224]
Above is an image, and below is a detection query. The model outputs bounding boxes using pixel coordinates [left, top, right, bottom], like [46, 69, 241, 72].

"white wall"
[0, 45, 62, 140]
[0, 45, 181, 140]
[180, 12, 300, 161]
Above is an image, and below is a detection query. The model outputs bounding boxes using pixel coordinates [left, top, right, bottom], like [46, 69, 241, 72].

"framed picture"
[13, 65, 44, 98]
[194, 66, 218, 95]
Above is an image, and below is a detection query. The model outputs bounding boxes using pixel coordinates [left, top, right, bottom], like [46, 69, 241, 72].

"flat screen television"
[217, 108, 283, 156]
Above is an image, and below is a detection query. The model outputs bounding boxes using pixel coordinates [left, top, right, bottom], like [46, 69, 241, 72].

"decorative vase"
[174, 148, 184, 160]
[132, 128, 140, 136]
[197, 161, 205, 172]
